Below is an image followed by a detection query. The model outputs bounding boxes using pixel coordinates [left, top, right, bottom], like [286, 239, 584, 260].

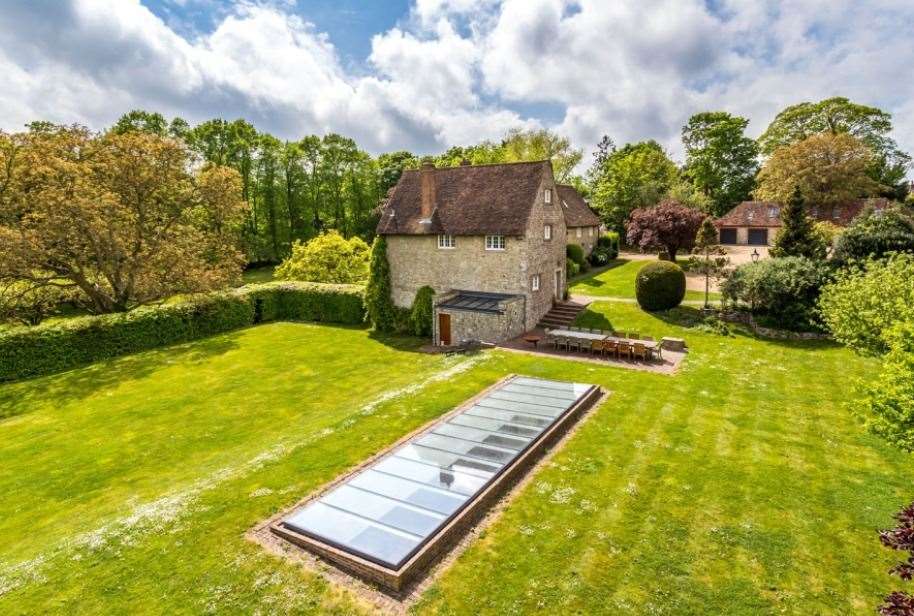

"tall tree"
[377, 150, 419, 195]
[111, 109, 188, 139]
[689, 217, 729, 308]
[0, 126, 247, 313]
[625, 200, 706, 261]
[758, 97, 911, 198]
[589, 140, 679, 233]
[682, 111, 759, 216]
[498, 128, 583, 182]
[770, 187, 826, 260]
[755, 132, 881, 207]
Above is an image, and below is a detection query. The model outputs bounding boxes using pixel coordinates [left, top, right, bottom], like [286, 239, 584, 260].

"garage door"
[748, 229, 768, 245]
[719, 228, 737, 244]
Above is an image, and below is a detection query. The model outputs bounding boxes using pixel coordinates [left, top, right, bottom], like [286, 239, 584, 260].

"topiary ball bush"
[636, 261, 686, 311]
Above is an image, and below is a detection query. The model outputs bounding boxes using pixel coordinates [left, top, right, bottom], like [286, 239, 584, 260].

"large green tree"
[754, 132, 881, 206]
[758, 97, 911, 197]
[435, 128, 583, 183]
[682, 111, 759, 216]
[0, 125, 247, 313]
[589, 140, 679, 232]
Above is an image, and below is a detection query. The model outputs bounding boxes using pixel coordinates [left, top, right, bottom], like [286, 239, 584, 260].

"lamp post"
[751, 249, 760, 263]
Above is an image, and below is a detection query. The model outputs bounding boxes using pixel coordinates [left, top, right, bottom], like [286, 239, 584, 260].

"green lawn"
[570, 258, 721, 302]
[0, 308, 908, 614]
[240, 265, 276, 285]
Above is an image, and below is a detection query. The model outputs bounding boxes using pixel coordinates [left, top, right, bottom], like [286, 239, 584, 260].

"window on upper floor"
[588, 227, 593, 236]
[544, 224, 552, 240]
[544, 188, 552, 204]
[576, 227, 582, 238]
[531, 274, 541, 291]
[437, 234, 455, 249]
[485, 235, 506, 251]
[833, 207, 842, 220]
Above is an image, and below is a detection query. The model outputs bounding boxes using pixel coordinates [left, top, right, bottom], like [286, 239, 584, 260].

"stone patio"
[497, 328, 685, 374]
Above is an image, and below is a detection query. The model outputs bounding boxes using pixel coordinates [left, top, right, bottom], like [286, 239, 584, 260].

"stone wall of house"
[385, 167, 566, 332]
[568, 225, 599, 255]
[434, 297, 525, 345]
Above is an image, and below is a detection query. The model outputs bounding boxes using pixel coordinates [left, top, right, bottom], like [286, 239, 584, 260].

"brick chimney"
[420, 160, 435, 223]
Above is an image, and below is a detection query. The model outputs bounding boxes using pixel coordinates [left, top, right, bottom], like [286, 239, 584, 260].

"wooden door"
[719, 228, 737, 245]
[438, 313, 451, 346]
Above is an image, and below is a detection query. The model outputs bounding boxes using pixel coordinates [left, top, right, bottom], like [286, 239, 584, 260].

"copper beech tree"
[0, 125, 247, 314]
[625, 200, 706, 261]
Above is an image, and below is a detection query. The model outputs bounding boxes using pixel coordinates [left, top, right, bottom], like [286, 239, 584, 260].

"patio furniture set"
[544, 327, 663, 362]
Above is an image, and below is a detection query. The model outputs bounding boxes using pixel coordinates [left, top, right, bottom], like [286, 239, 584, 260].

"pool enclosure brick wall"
[270, 375, 603, 590]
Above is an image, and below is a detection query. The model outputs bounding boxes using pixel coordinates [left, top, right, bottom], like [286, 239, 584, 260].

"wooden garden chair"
[617, 341, 633, 360]
[602, 339, 619, 359]
[589, 339, 602, 356]
[632, 342, 649, 361]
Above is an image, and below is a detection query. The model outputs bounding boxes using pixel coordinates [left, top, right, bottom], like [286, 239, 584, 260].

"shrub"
[0, 282, 364, 382]
[597, 231, 620, 259]
[275, 231, 370, 284]
[857, 322, 914, 452]
[635, 261, 686, 311]
[566, 257, 580, 279]
[588, 247, 613, 266]
[409, 286, 435, 337]
[819, 253, 914, 356]
[832, 204, 914, 266]
[566, 243, 586, 266]
[721, 257, 831, 330]
[365, 236, 396, 331]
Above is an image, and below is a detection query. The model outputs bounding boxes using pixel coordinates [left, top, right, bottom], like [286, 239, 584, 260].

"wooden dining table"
[545, 329, 662, 356]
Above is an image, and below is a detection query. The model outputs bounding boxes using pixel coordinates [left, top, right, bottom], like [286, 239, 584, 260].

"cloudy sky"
[2, 0, 912, 169]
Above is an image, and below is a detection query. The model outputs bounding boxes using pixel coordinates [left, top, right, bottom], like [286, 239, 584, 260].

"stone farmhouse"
[377, 160, 597, 346]
[715, 198, 889, 246]
[557, 184, 602, 254]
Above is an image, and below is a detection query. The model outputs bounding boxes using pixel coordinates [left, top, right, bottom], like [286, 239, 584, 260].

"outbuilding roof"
[716, 198, 890, 228]
[556, 184, 601, 228]
[376, 161, 550, 236]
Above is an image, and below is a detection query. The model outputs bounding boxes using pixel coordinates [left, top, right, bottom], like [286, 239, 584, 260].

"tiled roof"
[556, 184, 601, 228]
[716, 198, 891, 228]
[376, 161, 549, 236]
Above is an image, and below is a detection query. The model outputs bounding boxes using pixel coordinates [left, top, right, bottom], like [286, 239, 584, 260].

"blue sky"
[1, 0, 912, 171]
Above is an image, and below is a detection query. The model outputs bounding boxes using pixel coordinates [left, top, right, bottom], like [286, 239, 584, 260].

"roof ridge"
[401, 159, 551, 172]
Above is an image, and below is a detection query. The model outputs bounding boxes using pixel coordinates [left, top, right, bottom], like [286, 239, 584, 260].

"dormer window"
[747, 211, 755, 222]
[769, 207, 779, 218]
[485, 235, 506, 251]
[437, 234, 455, 249]
[544, 189, 552, 204]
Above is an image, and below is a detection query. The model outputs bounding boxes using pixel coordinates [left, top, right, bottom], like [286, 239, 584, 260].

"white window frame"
[532, 274, 541, 291]
[485, 235, 506, 251]
[437, 234, 455, 249]
[544, 224, 552, 240]
[588, 227, 593, 236]
[576, 227, 582, 238]
[544, 188, 552, 204]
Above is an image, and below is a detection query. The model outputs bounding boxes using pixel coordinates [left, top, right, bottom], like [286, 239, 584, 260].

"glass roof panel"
[280, 376, 594, 569]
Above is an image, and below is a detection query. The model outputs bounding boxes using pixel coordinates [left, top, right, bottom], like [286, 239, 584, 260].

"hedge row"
[0, 281, 364, 382]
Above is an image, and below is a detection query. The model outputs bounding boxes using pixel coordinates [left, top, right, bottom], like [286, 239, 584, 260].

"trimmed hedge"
[566, 243, 586, 266]
[635, 261, 686, 311]
[0, 281, 364, 382]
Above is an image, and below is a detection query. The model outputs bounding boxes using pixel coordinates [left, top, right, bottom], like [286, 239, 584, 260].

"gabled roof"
[556, 184, 601, 228]
[715, 201, 783, 228]
[716, 198, 891, 228]
[376, 160, 550, 236]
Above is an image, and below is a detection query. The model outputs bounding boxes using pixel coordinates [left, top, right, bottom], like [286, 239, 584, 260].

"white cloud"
[0, 0, 911, 177]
